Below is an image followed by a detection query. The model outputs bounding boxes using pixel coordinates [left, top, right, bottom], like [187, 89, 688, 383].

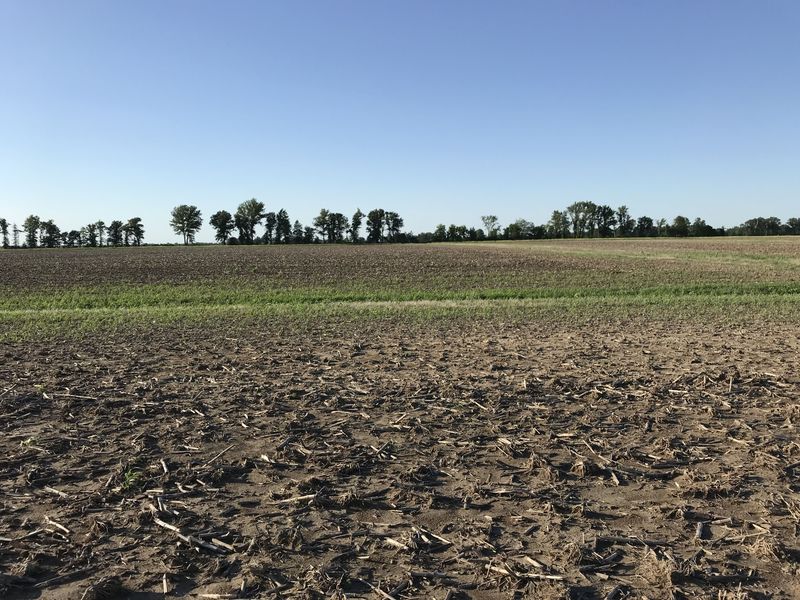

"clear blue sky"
[1, 0, 798, 242]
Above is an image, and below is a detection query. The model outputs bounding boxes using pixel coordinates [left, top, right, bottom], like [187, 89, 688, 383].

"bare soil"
[2, 239, 798, 292]
[2, 318, 800, 599]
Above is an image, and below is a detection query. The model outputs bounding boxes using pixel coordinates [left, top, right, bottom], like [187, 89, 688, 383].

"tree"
[786, 218, 800, 235]
[446, 224, 468, 241]
[738, 216, 782, 236]
[234, 199, 266, 244]
[328, 213, 349, 242]
[565, 203, 581, 237]
[313, 209, 331, 242]
[615, 206, 634, 237]
[12, 223, 20, 248]
[170, 205, 203, 245]
[291, 220, 304, 242]
[635, 216, 655, 237]
[350, 209, 364, 242]
[739, 218, 761, 236]
[23, 215, 40, 247]
[313, 210, 350, 243]
[566, 201, 597, 238]
[366, 209, 385, 242]
[263, 212, 277, 243]
[303, 226, 316, 243]
[547, 210, 570, 238]
[67, 230, 83, 247]
[0, 218, 8, 248]
[41, 220, 61, 248]
[107, 220, 124, 246]
[84, 223, 98, 247]
[504, 219, 534, 240]
[691, 218, 714, 237]
[209, 210, 235, 244]
[125, 217, 145, 246]
[594, 204, 617, 238]
[433, 224, 447, 242]
[384, 211, 403, 242]
[274, 209, 291, 243]
[481, 215, 500, 239]
[656, 218, 668, 237]
[95, 221, 106, 247]
[765, 217, 782, 235]
[670, 215, 690, 237]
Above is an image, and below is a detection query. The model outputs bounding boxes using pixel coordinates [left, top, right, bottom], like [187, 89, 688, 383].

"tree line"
[169, 200, 406, 245]
[2, 199, 799, 249]
[0, 215, 145, 248]
[166, 199, 800, 245]
[422, 204, 800, 242]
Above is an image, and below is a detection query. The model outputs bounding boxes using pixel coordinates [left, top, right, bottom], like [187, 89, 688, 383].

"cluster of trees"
[3, 200, 800, 249]
[423, 203, 800, 242]
[0, 215, 144, 248]
[169, 200, 406, 245]
[729, 216, 799, 236]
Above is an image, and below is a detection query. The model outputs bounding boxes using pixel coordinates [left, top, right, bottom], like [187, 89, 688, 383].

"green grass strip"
[2, 281, 800, 312]
[2, 292, 800, 342]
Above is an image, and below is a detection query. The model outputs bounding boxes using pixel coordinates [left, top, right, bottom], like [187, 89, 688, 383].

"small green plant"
[121, 469, 141, 490]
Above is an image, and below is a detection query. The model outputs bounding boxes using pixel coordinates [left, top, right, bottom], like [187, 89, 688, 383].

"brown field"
[2, 237, 800, 292]
[2, 239, 800, 599]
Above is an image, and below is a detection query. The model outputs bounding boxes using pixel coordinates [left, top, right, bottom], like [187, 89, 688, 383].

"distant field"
[1, 237, 800, 339]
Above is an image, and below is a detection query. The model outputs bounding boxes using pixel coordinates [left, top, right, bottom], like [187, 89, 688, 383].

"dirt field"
[1, 238, 800, 293]
[2, 240, 800, 599]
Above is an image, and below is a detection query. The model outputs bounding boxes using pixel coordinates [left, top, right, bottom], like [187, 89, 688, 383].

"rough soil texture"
[2, 319, 800, 599]
[2, 238, 798, 292]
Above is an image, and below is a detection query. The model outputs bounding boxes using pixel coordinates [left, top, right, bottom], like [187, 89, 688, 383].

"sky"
[0, 0, 798, 243]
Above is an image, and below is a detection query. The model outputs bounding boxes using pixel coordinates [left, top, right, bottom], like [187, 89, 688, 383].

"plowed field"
[2, 239, 800, 599]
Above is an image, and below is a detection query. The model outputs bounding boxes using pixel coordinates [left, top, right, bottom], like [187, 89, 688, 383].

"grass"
[3, 292, 800, 342]
[2, 280, 800, 312]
